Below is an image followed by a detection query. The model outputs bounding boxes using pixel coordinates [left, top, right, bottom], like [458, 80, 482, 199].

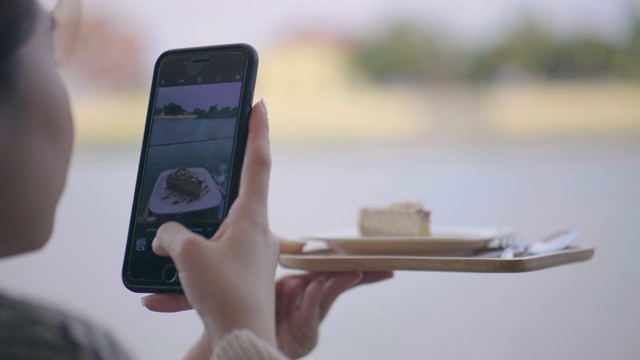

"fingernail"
[260, 98, 268, 116]
[354, 271, 364, 284]
[141, 297, 147, 308]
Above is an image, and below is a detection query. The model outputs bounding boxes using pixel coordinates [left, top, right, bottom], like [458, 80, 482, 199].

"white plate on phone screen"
[148, 168, 221, 214]
[306, 226, 513, 256]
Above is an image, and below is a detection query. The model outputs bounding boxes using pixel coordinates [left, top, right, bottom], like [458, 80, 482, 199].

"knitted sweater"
[0, 292, 132, 359]
[212, 329, 288, 360]
[0, 292, 288, 360]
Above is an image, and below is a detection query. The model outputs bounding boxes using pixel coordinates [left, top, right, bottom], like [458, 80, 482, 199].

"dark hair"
[0, 0, 38, 89]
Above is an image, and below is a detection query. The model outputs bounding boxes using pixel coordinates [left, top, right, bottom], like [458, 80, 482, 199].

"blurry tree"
[469, 18, 558, 80]
[208, 105, 219, 117]
[615, 12, 640, 78]
[192, 107, 208, 118]
[469, 14, 640, 81]
[162, 103, 185, 116]
[631, 13, 640, 58]
[354, 14, 640, 83]
[352, 22, 461, 83]
[204, 105, 238, 118]
[554, 37, 615, 78]
[216, 106, 237, 118]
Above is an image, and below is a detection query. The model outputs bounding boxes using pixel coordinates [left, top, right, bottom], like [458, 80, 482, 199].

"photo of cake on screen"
[136, 82, 241, 225]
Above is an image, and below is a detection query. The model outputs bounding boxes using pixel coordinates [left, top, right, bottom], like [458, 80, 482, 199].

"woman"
[0, 1, 393, 359]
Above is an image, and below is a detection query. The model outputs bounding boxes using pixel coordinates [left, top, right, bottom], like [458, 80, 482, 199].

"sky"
[83, 0, 640, 67]
[155, 82, 242, 111]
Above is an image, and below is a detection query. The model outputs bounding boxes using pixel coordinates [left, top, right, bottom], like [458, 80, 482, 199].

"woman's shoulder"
[0, 291, 132, 360]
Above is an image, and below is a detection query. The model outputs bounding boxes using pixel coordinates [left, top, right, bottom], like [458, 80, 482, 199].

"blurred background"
[1, 0, 639, 359]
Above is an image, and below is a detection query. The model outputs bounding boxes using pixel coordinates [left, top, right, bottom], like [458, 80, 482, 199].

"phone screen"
[125, 47, 256, 285]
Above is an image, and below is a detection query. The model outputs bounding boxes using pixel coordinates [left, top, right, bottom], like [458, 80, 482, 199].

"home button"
[161, 264, 178, 283]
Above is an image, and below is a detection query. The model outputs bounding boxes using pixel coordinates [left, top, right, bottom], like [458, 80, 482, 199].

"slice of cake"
[359, 202, 431, 236]
[166, 167, 203, 199]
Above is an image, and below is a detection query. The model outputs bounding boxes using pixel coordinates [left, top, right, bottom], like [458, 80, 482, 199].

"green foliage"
[208, 105, 238, 118]
[470, 18, 631, 80]
[160, 103, 185, 116]
[353, 13, 640, 82]
[155, 103, 238, 118]
[352, 22, 461, 82]
[192, 107, 208, 118]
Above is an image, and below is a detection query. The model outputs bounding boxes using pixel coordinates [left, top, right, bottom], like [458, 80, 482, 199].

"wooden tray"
[279, 247, 594, 273]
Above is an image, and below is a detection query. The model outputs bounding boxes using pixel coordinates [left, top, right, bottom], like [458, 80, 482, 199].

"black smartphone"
[122, 44, 258, 293]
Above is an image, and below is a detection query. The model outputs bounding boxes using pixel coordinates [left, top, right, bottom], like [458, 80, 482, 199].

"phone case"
[122, 44, 258, 293]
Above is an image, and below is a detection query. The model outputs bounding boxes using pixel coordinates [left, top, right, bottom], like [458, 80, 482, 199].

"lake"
[0, 137, 638, 359]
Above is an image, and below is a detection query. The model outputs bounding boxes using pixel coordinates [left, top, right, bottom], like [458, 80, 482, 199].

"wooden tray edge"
[278, 247, 595, 273]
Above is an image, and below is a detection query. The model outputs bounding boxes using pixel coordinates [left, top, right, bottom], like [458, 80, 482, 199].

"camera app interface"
[129, 69, 243, 278]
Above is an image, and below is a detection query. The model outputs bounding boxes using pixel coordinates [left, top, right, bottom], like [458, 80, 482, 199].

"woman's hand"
[141, 100, 395, 359]
[144, 251, 393, 360]
[274, 271, 393, 359]
[147, 100, 279, 351]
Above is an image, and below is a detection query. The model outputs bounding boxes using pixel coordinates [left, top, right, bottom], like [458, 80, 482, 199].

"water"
[148, 118, 236, 145]
[0, 138, 638, 359]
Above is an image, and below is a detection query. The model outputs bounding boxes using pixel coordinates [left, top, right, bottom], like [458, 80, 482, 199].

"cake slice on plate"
[166, 167, 204, 199]
[359, 202, 431, 236]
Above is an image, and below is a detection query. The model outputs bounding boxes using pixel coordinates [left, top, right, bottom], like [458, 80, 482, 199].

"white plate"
[148, 168, 222, 215]
[306, 226, 514, 256]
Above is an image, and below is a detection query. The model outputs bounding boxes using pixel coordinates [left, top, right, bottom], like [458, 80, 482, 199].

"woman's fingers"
[312, 271, 394, 320]
[152, 221, 208, 261]
[357, 271, 395, 285]
[277, 271, 395, 323]
[234, 100, 271, 217]
[318, 272, 363, 320]
[142, 293, 193, 313]
[299, 277, 325, 324]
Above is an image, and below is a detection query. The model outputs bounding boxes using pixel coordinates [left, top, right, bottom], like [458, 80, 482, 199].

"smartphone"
[122, 44, 258, 293]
